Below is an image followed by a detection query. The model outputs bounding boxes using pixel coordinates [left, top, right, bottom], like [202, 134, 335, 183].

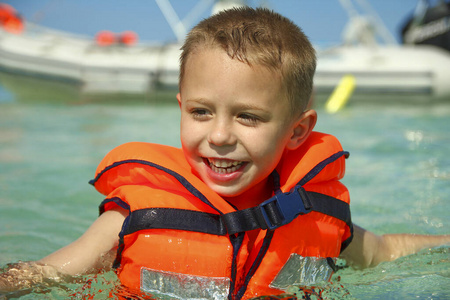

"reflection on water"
[0, 81, 449, 299]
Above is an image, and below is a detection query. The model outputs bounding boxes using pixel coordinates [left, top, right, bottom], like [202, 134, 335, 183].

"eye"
[238, 113, 260, 126]
[191, 108, 211, 121]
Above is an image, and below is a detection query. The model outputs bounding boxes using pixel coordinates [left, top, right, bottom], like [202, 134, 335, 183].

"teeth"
[208, 159, 243, 174]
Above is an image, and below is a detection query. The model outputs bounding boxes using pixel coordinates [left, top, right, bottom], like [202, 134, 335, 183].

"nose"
[207, 118, 236, 147]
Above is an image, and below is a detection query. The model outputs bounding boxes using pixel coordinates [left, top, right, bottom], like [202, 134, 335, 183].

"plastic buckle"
[259, 186, 312, 230]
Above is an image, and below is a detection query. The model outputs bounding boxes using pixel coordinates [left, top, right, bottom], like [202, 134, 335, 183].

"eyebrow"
[184, 98, 268, 112]
[184, 98, 209, 105]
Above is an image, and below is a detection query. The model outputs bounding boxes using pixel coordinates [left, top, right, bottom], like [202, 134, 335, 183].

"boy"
[1, 7, 449, 299]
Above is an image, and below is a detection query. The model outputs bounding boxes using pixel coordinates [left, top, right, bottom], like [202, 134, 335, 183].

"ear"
[286, 109, 317, 150]
[176, 93, 182, 108]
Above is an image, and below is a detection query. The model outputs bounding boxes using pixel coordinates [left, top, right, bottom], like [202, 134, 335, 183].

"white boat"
[314, 44, 450, 102]
[313, 0, 450, 102]
[0, 21, 182, 95]
[0, 0, 449, 103]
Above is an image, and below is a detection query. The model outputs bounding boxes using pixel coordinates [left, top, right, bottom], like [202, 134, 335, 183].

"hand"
[0, 261, 61, 292]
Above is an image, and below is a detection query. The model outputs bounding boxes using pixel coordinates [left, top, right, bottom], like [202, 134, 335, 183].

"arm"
[340, 224, 450, 269]
[0, 207, 127, 292]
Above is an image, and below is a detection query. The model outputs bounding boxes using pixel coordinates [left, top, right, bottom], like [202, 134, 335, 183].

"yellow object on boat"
[325, 75, 356, 113]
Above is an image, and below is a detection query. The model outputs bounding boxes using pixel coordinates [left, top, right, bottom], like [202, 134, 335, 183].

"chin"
[212, 186, 245, 199]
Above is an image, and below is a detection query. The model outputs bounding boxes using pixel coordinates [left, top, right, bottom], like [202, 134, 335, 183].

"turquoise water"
[0, 90, 449, 299]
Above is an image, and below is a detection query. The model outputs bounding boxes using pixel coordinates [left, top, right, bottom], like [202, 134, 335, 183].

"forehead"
[181, 46, 286, 104]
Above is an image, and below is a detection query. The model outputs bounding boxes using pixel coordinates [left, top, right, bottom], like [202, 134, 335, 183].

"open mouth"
[206, 158, 246, 174]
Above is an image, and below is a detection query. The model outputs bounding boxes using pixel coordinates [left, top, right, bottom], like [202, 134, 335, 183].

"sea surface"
[0, 88, 449, 299]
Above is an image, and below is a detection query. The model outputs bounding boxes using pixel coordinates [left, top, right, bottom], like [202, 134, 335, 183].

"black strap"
[222, 188, 351, 234]
[123, 208, 226, 236]
[121, 188, 351, 236]
[307, 191, 352, 229]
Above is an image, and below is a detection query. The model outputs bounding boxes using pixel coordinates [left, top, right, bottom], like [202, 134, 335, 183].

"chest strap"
[222, 186, 351, 234]
[119, 187, 352, 237]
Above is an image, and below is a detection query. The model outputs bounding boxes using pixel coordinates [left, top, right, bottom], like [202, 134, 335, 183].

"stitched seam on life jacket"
[235, 230, 274, 299]
[99, 197, 130, 215]
[113, 218, 128, 269]
[340, 223, 354, 253]
[298, 151, 349, 186]
[228, 233, 245, 299]
[97, 197, 132, 269]
[90, 159, 224, 215]
[116, 205, 132, 269]
[271, 170, 282, 194]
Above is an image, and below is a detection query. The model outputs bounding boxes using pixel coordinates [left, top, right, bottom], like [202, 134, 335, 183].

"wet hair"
[179, 7, 316, 115]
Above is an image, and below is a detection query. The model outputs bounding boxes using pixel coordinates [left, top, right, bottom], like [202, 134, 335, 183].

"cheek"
[180, 131, 196, 154]
[250, 138, 282, 165]
[180, 119, 204, 158]
[251, 128, 290, 165]
[180, 117, 196, 144]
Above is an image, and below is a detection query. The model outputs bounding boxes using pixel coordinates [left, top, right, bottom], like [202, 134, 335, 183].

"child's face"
[178, 47, 302, 198]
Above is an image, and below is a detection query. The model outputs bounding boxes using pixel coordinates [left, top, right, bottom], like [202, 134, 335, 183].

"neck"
[224, 177, 274, 210]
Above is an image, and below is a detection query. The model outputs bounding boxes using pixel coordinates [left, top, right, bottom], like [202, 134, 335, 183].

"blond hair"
[179, 7, 316, 115]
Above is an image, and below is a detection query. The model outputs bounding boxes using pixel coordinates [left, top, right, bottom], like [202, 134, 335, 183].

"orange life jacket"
[90, 131, 353, 299]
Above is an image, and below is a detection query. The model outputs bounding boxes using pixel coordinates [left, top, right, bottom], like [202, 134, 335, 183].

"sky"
[3, 0, 422, 46]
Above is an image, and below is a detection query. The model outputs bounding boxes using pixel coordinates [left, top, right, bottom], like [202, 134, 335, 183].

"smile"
[207, 158, 245, 174]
